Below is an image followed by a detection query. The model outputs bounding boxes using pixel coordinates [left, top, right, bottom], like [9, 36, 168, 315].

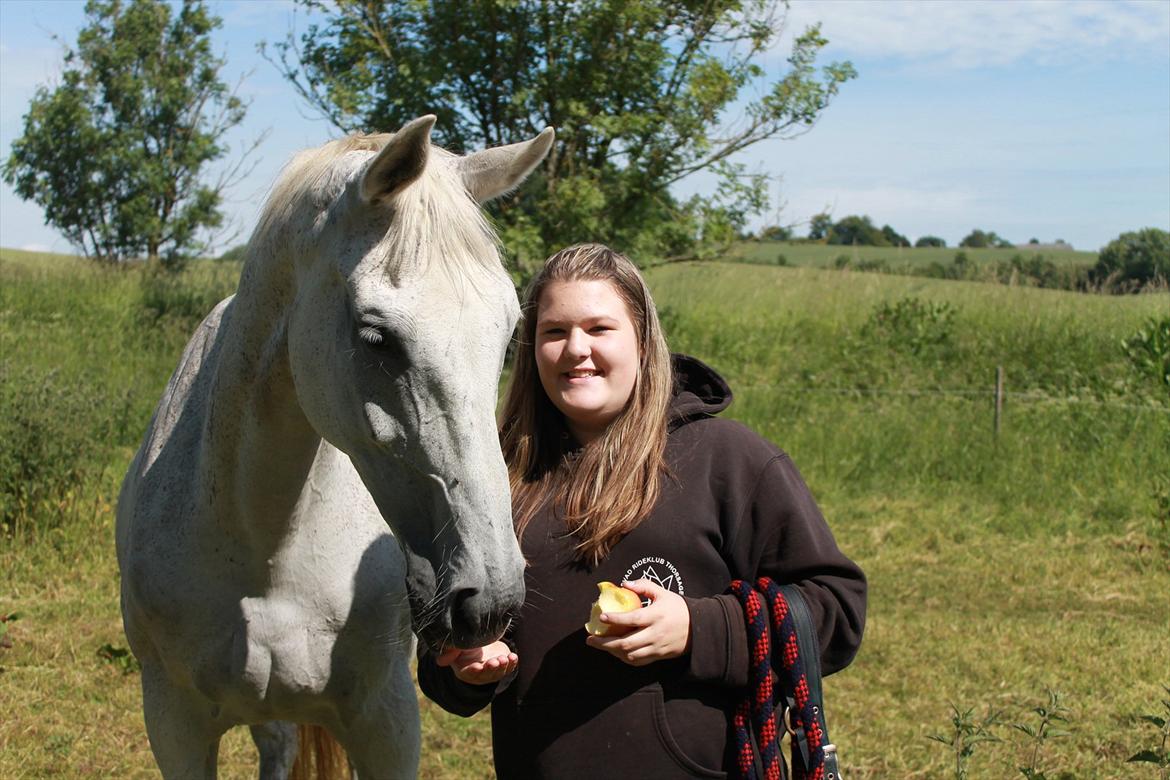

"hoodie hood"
[669, 353, 732, 428]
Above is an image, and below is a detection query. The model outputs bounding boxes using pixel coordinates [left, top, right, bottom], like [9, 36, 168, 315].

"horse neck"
[202, 253, 322, 557]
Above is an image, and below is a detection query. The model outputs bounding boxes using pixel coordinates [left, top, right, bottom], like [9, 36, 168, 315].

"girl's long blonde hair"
[500, 244, 673, 566]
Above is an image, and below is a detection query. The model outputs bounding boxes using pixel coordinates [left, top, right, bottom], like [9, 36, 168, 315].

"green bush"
[856, 257, 890, 273]
[916, 235, 946, 248]
[1092, 228, 1170, 290]
[0, 364, 102, 534]
[865, 297, 957, 356]
[1121, 315, 1170, 390]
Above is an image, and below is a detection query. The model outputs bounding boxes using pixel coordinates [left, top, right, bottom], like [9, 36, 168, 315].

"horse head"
[283, 116, 552, 650]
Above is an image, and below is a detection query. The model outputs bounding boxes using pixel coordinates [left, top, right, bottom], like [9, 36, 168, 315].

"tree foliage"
[3, 0, 253, 264]
[808, 211, 833, 241]
[915, 235, 946, 248]
[1092, 228, 1170, 288]
[959, 229, 1013, 249]
[881, 224, 910, 248]
[758, 224, 793, 241]
[826, 214, 907, 247]
[267, 0, 856, 278]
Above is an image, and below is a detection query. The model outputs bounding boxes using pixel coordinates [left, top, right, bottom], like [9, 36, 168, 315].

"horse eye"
[358, 325, 393, 350]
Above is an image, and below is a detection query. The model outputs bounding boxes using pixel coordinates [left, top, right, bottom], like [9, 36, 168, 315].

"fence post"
[994, 365, 1004, 437]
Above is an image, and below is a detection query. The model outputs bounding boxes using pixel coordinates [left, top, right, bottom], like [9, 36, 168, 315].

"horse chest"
[126, 514, 409, 716]
[223, 596, 342, 703]
[191, 570, 408, 719]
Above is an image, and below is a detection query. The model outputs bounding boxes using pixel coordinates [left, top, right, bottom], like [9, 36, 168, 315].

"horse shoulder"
[117, 296, 237, 650]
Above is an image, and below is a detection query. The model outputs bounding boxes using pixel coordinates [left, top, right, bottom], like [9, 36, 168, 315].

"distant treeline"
[755, 213, 1068, 249]
[751, 219, 1169, 292]
[834, 251, 1098, 292]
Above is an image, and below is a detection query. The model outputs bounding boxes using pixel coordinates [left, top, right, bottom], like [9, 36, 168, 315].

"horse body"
[116, 117, 552, 778]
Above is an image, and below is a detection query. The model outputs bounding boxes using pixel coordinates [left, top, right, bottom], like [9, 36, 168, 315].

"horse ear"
[459, 127, 555, 203]
[361, 115, 437, 203]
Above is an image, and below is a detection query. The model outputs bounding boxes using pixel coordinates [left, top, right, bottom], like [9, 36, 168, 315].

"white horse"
[116, 116, 552, 779]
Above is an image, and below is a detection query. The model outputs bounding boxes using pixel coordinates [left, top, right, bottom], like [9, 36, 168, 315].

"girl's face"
[534, 279, 640, 445]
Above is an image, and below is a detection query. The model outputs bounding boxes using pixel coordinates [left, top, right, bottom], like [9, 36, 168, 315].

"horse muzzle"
[399, 536, 525, 650]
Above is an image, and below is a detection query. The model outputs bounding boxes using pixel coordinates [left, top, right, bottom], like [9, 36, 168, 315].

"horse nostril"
[449, 586, 496, 647]
[445, 578, 524, 648]
[450, 586, 481, 624]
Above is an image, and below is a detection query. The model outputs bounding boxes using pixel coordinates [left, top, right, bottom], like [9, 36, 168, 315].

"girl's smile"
[535, 279, 640, 445]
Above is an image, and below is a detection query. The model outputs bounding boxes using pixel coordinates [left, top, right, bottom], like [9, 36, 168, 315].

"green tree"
[1092, 228, 1170, 288]
[808, 212, 833, 241]
[3, 0, 254, 264]
[915, 235, 946, 248]
[828, 214, 887, 246]
[759, 224, 793, 241]
[881, 224, 910, 247]
[960, 229, 1013, 249]
[267, 0, 855, 278]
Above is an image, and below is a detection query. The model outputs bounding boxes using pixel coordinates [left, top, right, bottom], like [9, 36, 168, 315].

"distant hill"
[727, 240, 1097, 268]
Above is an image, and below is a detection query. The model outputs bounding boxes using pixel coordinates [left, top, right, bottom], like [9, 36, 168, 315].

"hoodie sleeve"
[682, 593, 751, 687]
[416, 644, 504, 717]
[754, 455, 866, 674]
[683, 453, 866, 684]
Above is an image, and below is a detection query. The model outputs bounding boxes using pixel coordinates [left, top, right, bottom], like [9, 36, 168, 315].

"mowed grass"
[728, 239, 1098, 269]
[2, 250, 1168, 778]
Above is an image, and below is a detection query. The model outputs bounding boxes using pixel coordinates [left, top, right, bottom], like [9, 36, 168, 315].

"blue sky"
[1, 0, 1167, 254]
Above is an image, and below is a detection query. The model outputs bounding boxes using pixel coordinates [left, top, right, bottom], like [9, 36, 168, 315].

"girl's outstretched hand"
[585, 579, 691, 666]
[435, 641, 518, 685]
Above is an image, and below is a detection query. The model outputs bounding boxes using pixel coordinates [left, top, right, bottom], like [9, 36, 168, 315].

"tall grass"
[650, 263, 1169, 532]
[0, 250, 239, 534]
[1, 250, 1166, 778]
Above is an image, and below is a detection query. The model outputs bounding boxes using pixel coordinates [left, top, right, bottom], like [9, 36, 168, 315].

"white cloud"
[782, 0, 1170, 69]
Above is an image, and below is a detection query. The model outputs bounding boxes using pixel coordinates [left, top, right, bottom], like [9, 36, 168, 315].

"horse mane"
[247, 133, 504, 284]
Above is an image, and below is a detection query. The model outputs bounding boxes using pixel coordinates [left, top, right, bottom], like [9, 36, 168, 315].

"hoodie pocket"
[647, 686, 729, 779]
[508, 686, 728, 779]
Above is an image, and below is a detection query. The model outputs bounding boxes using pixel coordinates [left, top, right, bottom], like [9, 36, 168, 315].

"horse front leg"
[140, 663, 225, 779]
[335, 663, 420, 780]
[250, 721, 299, 780]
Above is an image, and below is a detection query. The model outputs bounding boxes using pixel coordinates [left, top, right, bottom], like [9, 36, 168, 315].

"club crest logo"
[623, 556, 685, 599]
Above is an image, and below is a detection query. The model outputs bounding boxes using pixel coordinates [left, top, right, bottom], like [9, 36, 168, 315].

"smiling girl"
[419, 244, 866, 779]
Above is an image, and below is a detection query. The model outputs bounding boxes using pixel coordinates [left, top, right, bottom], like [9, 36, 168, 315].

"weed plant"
[928, 704, 1000, 780]
[1128, 686, 1170, 778]
[1121, 315, 1170, 390]
[1012, 689, 1073, 779]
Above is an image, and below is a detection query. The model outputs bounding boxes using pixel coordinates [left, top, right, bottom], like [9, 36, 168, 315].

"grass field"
[2, 248, 1168, 778]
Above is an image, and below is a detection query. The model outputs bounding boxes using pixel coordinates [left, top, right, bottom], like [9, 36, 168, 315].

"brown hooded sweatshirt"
[418, 355, 866, 779]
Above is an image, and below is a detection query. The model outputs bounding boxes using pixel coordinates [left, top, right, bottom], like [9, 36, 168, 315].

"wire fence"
[735, 373, 1170, 417]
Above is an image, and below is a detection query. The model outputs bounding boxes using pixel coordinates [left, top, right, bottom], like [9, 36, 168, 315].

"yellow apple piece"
[584, 581, 642, 636]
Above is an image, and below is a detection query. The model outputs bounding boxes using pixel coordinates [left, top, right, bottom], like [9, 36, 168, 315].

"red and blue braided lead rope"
[729, 580, 781, 780]
[729, 578, 826, 780]
[758, 577, 825, 780]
